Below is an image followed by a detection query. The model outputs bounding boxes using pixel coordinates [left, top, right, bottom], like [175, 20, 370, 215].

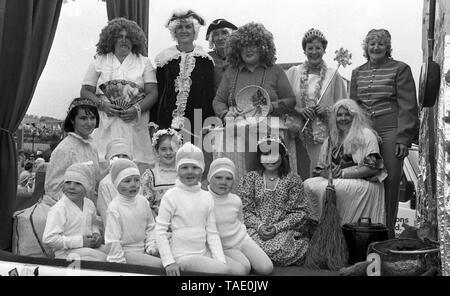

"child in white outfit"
[156, 142, 240, 276]
[43, 162, 106, 261]
[97, 138, 133, 226]
[141, 128, 182, 217]
[208, 158, 273, 275]
[105, 159, 162, 267]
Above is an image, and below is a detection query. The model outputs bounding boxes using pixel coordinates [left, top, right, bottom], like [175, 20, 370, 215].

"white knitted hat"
[105, 138, 132, 161]
[110, 158, 140, 189]
[64, 162, 94, 193]
[207, 157, 236, 182]
[175, 142, 205, 172]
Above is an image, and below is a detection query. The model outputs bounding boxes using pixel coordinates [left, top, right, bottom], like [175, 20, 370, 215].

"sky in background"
[27, 0, 424, 119]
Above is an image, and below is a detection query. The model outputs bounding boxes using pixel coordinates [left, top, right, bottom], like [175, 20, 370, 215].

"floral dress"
[236, 171, 313, 266]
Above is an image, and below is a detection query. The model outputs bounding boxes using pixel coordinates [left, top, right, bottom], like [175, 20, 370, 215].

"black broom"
[304, 140, 349, 271]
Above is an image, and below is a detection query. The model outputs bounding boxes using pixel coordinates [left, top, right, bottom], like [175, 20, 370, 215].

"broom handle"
[301, 65, 340, 133]
[327, 139, 333, 186]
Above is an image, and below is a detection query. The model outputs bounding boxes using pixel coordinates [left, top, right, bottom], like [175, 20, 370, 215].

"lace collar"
[155, 45, 213, 68]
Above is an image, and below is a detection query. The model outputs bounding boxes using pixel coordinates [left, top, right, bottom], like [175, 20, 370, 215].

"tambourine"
[99, 80, 145, 110]
[235, 85, 270, 124]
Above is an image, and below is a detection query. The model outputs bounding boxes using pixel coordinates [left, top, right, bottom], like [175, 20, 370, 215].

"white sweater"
[43, 194, 101, 257]
[155, 180, 226, 267]
[105, 194, 156, 263]
[208, 187, 249, 249]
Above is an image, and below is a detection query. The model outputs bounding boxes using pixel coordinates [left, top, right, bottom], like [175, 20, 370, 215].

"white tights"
[57, 246, 108, 262]
[124, 252, 163, 268]
[225, 238, 273, 275]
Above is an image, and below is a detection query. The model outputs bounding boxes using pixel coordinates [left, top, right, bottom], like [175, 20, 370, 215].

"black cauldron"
[367, 238, 440, 276]
[342, 218, 389, 264]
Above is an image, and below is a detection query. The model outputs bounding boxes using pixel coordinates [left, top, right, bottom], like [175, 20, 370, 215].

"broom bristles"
[304, 185, 349, 270]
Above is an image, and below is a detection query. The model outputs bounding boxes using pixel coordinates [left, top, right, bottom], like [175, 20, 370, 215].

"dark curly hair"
[226, 22, 276, 68]
[96, 17, 147, 56]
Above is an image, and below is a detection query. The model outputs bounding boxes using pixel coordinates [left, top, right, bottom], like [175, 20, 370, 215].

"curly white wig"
[166, 9, 205, 42]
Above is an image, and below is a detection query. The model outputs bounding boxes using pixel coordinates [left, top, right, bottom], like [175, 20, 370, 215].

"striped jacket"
[350, 58, 419, 147]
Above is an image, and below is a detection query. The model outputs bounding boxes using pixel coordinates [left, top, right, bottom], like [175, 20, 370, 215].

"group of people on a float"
[39, 8, 419, 275]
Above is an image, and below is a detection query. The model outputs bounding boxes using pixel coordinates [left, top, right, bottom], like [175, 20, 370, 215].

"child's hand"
[259, 225, 276, 241]
[83, 235, 95, 248]
[92, 233, 103, 248]
[165, 263, 182, 276]
[145, 245, 159, 257]
[264, 225, 276, 240]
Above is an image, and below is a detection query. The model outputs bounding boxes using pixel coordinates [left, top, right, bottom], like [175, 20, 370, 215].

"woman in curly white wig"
[151, 9, 215, 139]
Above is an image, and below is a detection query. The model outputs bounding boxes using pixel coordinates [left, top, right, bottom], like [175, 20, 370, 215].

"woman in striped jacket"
[350, 29, 419, 238]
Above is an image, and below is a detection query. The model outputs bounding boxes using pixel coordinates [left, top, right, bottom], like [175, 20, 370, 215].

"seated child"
[97, 138, 133, 226]
[43, 162, 106, 261]
[141, 128, 182, 216]
[155, 142, 235, 276]
[208, 158, 273, 275]
[105, 158, 162, 267]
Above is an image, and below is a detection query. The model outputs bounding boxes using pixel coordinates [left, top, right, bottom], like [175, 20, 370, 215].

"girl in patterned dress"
[141, 128, 183, 217]
[236, 136, 314, 266]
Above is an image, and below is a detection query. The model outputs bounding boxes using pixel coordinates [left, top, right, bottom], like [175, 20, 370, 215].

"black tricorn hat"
[206, 19, 237, 40]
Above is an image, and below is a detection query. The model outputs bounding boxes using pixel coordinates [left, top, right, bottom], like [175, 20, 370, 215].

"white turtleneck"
[105, 193, 156, 263]
[208, 187, 249, 249]
[155, 179, 226, 267]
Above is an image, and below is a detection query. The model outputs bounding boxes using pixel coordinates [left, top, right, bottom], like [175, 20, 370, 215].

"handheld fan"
[99, 80, 145, 110]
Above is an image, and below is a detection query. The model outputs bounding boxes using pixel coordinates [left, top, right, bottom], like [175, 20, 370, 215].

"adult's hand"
[315, 105, 328, 117]
[166, 263, 182, 276]
[298, 107, 316, 121]
[103, 102, 122, 117]
[119, 107, 138, 123]
[395, 143, 409, 159]
[319, 165, 342, 179]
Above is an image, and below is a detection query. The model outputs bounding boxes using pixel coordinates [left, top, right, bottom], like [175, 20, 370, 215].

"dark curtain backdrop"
[0, 0, 62, 250]
[105, 0, 149, 55]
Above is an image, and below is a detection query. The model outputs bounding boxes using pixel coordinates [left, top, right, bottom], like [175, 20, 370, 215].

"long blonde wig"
[328, 99, 379, 155]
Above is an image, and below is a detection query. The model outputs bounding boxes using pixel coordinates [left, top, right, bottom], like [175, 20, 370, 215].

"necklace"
[299, 60, 328, 145]
[265, 174, 278, 181]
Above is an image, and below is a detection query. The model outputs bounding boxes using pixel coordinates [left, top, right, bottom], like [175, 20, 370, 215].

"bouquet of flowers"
[99, 80, 145, 110]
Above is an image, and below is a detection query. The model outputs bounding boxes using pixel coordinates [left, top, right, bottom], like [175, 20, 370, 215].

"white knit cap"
[207, 157, 236, 182]
[110, 158, 140, 189]
[63, 162, 94, 193]
[175, 142, 205, 172]
[105, 138, 132, 161]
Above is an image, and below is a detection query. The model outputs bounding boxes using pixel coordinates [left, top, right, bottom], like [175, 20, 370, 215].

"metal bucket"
[367, 238, 440, 276]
